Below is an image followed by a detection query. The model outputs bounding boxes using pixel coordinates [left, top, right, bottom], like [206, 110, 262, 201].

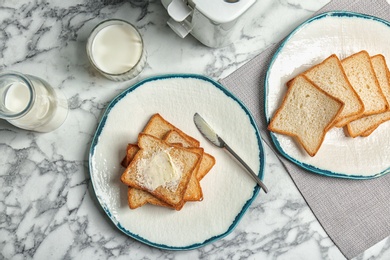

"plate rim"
[88, 73, 266, 250]
[264, 11, 390, 179]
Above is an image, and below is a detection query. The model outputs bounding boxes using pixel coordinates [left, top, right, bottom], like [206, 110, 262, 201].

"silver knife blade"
[193, 113, 268, 193]
[193, 113, 222, 147]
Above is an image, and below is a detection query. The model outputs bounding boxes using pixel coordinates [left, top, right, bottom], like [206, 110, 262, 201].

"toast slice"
[126, 160, 203, 209]
[180, 147, 204, 201]
[127, 168, 203, 209]
[162, 131, 205, 202]
[127, 187, 172, 209]
[121, 143, 140, 168]
[164, 130, 216, 180]
[196, 153, 216, 180]
[126, 131, 211, 209]
[127, 129, 217, 209]
[143, 114, 204, 200]
[121, 134, 201, 209]
[124, 146, 202, 209]
[123, 114, 215, 210]
[143, 113, 200, 147]
[268, 75, 344, 156]
[121, 144, 186, 209]
[121, 145, 156, 209]
[347, 55, 390, 137]
[303, 54, 364, 127]
[125, 114, 205, 209]
[339, 51, 388, 128]
[163, 129, 194, 148]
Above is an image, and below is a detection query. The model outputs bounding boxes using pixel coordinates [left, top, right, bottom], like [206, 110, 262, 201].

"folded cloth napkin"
[220, 0, 390, 259]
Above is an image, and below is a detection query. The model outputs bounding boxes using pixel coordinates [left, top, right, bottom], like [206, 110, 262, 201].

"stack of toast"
[268, 50, 390, 156]
[120, 113, 216, 210]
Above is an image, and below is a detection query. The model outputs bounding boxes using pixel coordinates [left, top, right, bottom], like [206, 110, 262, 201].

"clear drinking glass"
[86, 19, 147, 81]
[0, 71, 68, 132]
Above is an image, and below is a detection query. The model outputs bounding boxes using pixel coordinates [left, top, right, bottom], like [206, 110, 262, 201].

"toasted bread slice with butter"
[127, 146, 203, 210]
[340, 51, 388, 129]
[142, 114, 205, 202]
[347, 55, 390, 137]
[125, 152, 201, 209]
[126, 130, 216, 209]
[126, 146, 216, 209]
[125, 114, 205, 209]
[121, 134, 201, 209]
[126, 152, 202, 209]
[164, 130, 215, 180]
[268, 75, 344, 156]
[120, 145, 154, 209]
[121, 145, 175, 209]
[123, 114, 215, 210]
[303, 54, 364, 127]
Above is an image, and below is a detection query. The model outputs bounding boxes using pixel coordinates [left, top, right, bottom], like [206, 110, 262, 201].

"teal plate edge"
[264, 11, 390, 180]
[89, 73, 266, 250]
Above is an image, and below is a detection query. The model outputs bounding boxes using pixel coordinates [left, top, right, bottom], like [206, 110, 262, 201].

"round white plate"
[265, 11, 390, 179]
[89, 74, 265, 249]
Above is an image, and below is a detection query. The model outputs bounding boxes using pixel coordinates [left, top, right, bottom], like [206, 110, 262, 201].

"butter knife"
[193, 113, 268, 193]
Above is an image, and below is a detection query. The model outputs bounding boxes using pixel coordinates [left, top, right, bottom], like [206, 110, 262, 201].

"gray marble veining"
[1, 0, 390, 259]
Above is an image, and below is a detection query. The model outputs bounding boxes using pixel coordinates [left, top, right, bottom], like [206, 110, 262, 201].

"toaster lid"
[192, 0, 256, 24]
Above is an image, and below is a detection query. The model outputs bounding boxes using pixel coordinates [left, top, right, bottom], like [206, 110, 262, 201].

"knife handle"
[223, 142, 268, 193]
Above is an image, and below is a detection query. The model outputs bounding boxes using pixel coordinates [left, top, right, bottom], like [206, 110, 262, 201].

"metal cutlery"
[193, 113, 268, 193]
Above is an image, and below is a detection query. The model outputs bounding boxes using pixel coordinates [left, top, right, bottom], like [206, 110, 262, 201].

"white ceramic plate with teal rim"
[265, 11, 390, 179]
[89, 74, 265, 250]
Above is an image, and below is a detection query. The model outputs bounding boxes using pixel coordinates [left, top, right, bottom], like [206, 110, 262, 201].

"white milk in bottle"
[0, 72, 68, 132]
[5, 82, 31, 113]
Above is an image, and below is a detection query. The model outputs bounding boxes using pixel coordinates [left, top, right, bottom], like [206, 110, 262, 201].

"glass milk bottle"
[0, 71, 68, 132]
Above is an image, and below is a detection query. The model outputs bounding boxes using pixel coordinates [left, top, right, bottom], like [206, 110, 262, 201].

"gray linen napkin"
[220, 0, 390, 259]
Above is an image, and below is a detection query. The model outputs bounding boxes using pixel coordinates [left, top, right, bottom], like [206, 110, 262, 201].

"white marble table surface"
[1, 0, 390, 259]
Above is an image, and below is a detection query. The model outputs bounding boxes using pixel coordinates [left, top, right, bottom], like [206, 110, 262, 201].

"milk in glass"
[86, 19, 147, 81]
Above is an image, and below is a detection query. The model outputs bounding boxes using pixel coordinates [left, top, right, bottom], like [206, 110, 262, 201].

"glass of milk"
[86, 19, 147, 81]
[0, 71, 68, 132]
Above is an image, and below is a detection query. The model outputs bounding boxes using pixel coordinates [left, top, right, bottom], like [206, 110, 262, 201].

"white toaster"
[161, 0, 258, 48]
